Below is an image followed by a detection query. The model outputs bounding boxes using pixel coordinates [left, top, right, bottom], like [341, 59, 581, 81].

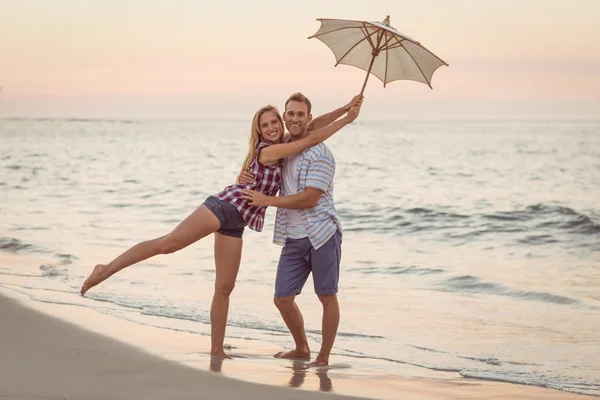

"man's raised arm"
[308, 94, 363, 132]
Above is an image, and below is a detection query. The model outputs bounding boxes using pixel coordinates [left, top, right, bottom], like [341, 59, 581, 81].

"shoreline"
[0, 288, 592, 400]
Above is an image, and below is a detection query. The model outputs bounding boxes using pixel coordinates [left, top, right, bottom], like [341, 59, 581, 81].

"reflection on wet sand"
[287, 360, 333, 393]
[209, 356, 224, 373]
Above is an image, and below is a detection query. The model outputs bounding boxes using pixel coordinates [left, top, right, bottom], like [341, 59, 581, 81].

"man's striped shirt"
[273, 142, 342, 250]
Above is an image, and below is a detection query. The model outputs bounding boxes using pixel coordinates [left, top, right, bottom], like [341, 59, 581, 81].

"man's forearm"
[267, 192, 318, 210]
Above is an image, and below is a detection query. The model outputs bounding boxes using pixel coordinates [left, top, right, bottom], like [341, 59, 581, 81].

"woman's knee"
[215, 281, 235, 297]
[158, 236, 185, 254]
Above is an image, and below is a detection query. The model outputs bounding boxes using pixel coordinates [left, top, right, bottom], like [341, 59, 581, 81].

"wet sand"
[0, 291, 590, 400]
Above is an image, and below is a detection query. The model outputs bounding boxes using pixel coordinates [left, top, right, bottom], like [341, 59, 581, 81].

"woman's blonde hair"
[240, 105, 284, 172]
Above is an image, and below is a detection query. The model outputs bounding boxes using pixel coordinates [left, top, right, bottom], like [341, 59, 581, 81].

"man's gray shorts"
[274, 230, 342, 298]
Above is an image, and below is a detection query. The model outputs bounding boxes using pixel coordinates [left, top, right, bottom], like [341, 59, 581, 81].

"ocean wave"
[339, 346, 598, 396]
[109, 203, 136, 208]
[436, 275, 580, 306]
[441, 275, 505, 293]
[0, 236, 33, 252]
[0, 271, 42, 278]
[406, 345, 447, 353]
[405, 207, 469, 219]
[39, 264, 67, 278]
[485, 204, 600, 235]
[140, 305, 385, 339]
[139, 189, 172, 199]
[11, 226, 51, 232]
[458, 355, 542, 367]
[0, 237, 78, 266]
[338, 203, 599, 251]
[157, 308, 384, 339]
[518, 234, 560, 245]
[334, 348, 462, 372]
[512, 290, 579, 305]
[56, 253, 78, 264]
[79, 295, 387, 341]
[541, 213, 600, 235]
[460, 369, 600, 397]
[347, 265, 444, 276]
[1, 117, 139, 123]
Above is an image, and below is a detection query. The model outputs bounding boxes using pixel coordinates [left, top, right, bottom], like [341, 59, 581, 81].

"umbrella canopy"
[309, 16, 448, 94]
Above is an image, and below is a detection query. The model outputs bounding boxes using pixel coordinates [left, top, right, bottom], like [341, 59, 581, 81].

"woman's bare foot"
[210, 349, 232, 359]
[273, 348, 311, 360]
[80, 264, 110, 296]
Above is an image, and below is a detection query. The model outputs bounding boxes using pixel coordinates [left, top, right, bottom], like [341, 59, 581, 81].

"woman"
[80, 98, 361, 358]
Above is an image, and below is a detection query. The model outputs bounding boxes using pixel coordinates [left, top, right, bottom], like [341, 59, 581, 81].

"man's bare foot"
[273, 348, 311, 360]
[305, 357, 328, 368]
[210, 349, 232, 359]
[80, 264, 110, 296]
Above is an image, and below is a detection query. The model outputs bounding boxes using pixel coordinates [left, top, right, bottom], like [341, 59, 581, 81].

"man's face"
[284, 100, 312, 138]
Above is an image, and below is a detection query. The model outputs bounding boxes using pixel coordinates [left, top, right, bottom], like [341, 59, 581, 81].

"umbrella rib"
[308, 26, 361, 39]
[361, 23, 377, 49]
[392, 36, 432, 88]
[382, 37, 403, 51]
[384, 32, 389, 87]
[384, 42, 403, 51]
[380, 33, 396, 52]
[316, 18, 363, 23]
[334, 35, 371, 67]
[363, 21, 421, 46]
[412, 42, 450, 66]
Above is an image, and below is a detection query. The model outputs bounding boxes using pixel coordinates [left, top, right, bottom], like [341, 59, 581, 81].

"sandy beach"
[0, 292, 360, 400]
[1, 290, 591, 400]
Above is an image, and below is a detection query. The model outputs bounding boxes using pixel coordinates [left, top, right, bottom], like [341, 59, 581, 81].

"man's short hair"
[285, 92, 312, 114]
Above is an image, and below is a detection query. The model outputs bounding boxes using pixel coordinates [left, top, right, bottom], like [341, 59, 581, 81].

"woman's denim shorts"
[202, 196, 246, 238]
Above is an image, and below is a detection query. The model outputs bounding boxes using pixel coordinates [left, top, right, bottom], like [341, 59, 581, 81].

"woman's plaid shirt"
[214, 140, 282, 232]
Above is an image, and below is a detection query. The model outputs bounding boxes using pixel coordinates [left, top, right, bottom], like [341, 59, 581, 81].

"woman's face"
[258, 110, 283, 143]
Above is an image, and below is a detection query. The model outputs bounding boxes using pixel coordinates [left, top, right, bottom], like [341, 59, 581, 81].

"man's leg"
[273, 237, 312, 360]
[307, 230, 342, 367]
[312, 294, 339, 366]
[273, 295, 310, 359]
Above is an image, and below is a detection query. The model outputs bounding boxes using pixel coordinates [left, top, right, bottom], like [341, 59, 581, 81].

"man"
[241, 92, 362, 367]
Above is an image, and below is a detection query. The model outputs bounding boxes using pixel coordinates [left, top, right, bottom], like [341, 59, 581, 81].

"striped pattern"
[215, 141, 282, 232]
[273, 142, 342, 250]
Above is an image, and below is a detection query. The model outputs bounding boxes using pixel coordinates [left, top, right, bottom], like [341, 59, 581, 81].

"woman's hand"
[345, 103, 361, 124]
[237, 170, 255, 185]
[345, 94, 364, 111]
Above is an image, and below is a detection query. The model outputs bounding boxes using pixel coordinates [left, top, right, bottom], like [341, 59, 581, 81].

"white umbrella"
[309, 15, 448, 95]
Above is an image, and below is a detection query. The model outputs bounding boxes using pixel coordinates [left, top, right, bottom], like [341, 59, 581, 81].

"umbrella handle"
[360, 53, 376, 96]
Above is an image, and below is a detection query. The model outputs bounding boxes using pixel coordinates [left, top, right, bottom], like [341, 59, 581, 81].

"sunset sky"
[1, 0, 599, 119]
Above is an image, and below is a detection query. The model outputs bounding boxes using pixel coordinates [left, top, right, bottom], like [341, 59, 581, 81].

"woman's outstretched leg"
[210, 232, 243, 358]
[80, 205, 221, 296]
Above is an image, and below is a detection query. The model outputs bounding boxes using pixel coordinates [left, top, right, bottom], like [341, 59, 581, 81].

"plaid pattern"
[215, 141, 282, 232]
[273, 142, 341, 250]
